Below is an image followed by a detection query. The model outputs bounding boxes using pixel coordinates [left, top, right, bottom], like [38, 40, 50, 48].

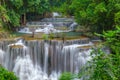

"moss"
[55, 26, 68, 30]
[10, 45, 23, 48]
[22, 35, 89, 41]
[77, 46, 92, 49]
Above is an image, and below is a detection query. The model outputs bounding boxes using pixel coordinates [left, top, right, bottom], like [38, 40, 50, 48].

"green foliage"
[115, 12, 120, 25]
[94, 2, 107, 13]
[22, 0, 50, 14]
[8, 10, 20, 27]
[80, 49, 116, 80]
[9, 0, 50, 14]
[49, 33, 54, 39]
[79, 48, 119, 80]
[50, 0, 73, 16]
[62, 0, 120, 33]
[59, 72, 73, 80]
[0, 5, 10, 27]
[78, 26, 120, 80]
[42, 34, 48, 40]
[49, 0, 66, 7]
[0, 0, 50, 31]
[10, 0, 23, 9]
[0, 66, 18, 80]
[101, 26, 120, 54]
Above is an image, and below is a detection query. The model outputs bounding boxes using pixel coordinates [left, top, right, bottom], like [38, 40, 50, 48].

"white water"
[19, 23, 70, 34]
[18, 28, 32, 34]
[0, 39, 94, 80]
[69, 22, 78, 30]
[12, 42, 60, 80]
[62, 43, 93, 73]
[53, 12, 61, 17]
[43, 43, 49, 76]
[8, 39, 26, 48]
[0, 49, 5, 65]
[13, 55, 46, 80]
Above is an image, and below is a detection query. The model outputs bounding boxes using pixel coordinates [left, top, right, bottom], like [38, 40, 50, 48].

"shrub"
[79, 48, 118, 80]
[59, 72, 73, 80]
[0, 66, 18, 80]
[42, 34, 48, 40]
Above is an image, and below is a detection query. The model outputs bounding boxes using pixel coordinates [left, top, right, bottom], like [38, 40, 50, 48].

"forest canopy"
[1, 0, 120, 33]
[0, 0, 50, 30]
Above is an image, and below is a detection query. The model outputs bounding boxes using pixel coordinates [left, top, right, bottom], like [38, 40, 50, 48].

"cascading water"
[18, 17, 75, 34]
[62, 44, 79, 73]
[19, 23, 70, 34]
[0, 38, 93, 80]
[62, 44, 92, 74]
[43, 43, 49, 79]
[0, 49, 5, 65]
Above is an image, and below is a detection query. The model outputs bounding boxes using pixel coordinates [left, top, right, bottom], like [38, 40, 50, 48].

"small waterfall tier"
[0, 38, 94, 80]
[18, 17, 77, 34]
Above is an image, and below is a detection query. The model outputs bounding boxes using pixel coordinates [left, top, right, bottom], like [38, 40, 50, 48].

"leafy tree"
[0, 0, 50, 30]
[51, 0, 73, 16]
[102, 26, 120, 54]
[49, 0, 66, 7]
[69, 0, 120, 33]
[0, 4, 10, 29]
[78, 26, 120, 80]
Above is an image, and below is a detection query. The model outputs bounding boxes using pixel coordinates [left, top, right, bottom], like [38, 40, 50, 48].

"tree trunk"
[23, 13, 26, 25]
[21, 13, 26, 26]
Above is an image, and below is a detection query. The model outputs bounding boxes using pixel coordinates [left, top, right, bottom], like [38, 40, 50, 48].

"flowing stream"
[0, 38, 93, 80]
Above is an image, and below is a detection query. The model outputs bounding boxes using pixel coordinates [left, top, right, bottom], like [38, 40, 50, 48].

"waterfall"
[0, 49, 5, 65]
[43, 43, 49, 77]
[62, 45, 79, 73]
[62, 44, 92, 74]
[4, 39, 28, 71]
[0, 38, 93, 80]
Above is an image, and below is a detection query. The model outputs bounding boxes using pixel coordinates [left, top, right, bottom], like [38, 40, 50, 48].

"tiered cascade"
[0, 38, 92, 80]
